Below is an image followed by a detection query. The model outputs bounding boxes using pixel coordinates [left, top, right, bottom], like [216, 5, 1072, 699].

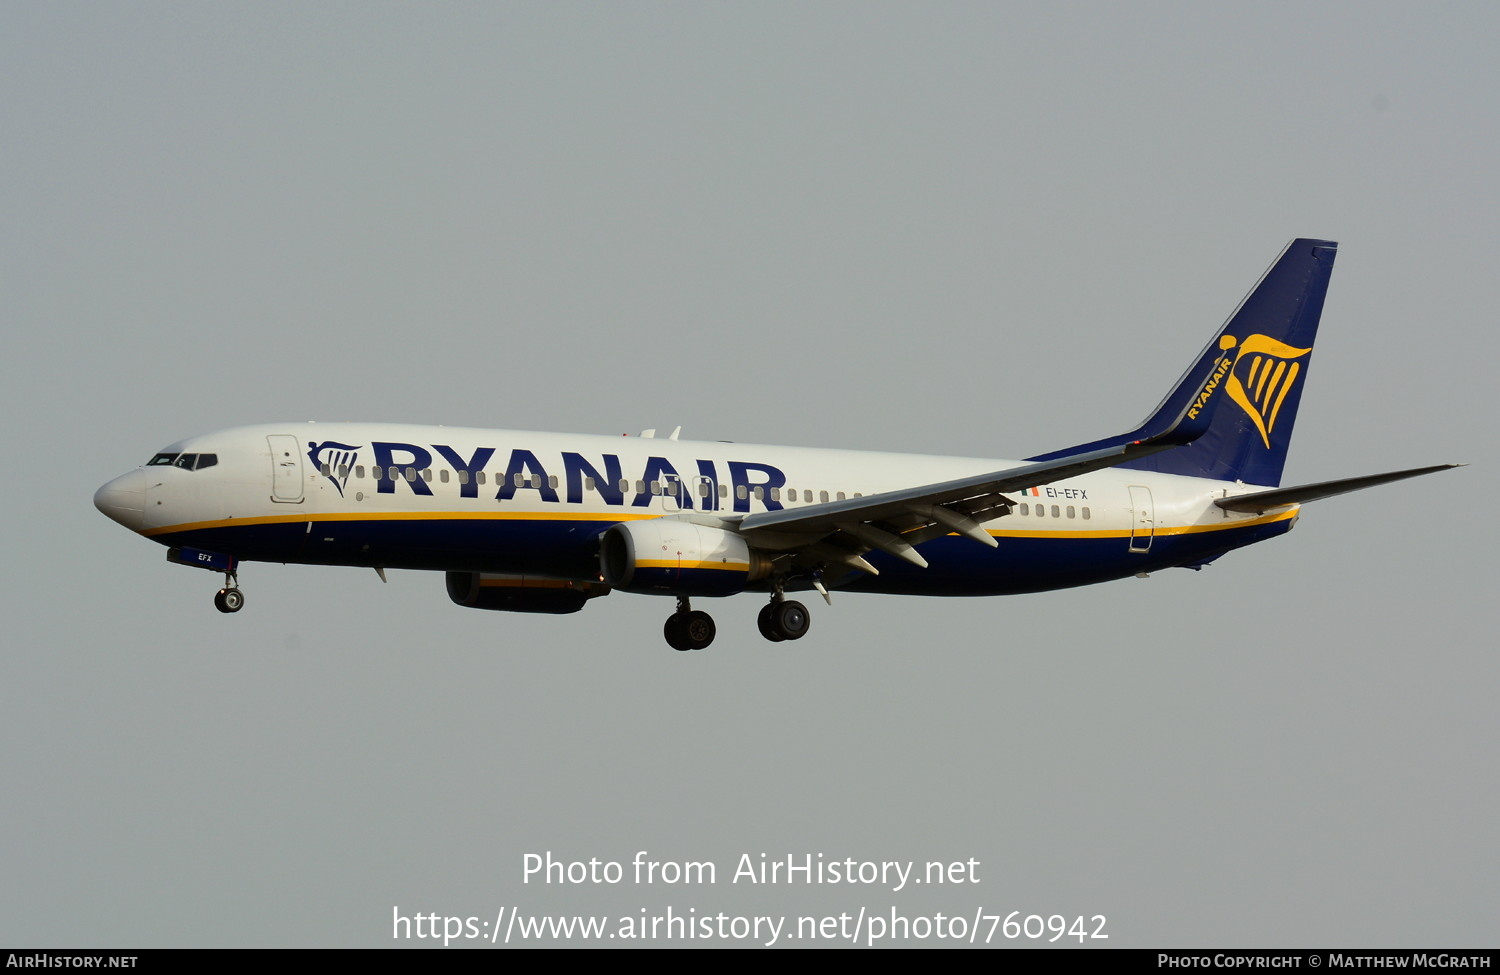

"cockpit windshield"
[146, 452, 218, 471]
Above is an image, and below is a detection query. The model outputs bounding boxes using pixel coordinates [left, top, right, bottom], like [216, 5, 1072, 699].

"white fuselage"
[95, 422, 1295, 598]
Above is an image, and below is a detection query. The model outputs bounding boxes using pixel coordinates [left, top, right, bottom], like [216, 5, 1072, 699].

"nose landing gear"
[213, 569, 244, 614]
[167, 547, 244, 614]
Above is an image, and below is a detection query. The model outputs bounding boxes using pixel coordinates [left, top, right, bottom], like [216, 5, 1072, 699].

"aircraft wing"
[736, 439, 1180, 574]
[734, 318, 1236, 576]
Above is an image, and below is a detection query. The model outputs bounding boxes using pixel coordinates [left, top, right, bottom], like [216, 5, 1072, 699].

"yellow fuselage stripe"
[142, 506, 1297, 540]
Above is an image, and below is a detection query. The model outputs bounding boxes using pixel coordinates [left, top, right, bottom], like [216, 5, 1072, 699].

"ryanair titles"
[358, 440, 787, 513]
[1187, 335, 1240, 421]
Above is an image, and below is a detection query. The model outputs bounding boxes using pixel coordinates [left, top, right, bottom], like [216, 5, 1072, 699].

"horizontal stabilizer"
[1214, 464, 1463, 514]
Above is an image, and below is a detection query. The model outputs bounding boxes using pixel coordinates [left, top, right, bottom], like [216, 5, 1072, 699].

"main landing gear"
[213, 569, 244, 614]
[664, 596, 716, 651]
[662, 592, 811, 650]
[757, 598, 810, 642]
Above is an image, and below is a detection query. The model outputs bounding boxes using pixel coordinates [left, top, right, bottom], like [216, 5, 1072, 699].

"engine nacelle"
[600, 520, 770, 596]
[445, 572, 609, 615]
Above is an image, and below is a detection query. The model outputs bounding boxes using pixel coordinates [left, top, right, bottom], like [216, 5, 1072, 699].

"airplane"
[94, 239, 1459, 650]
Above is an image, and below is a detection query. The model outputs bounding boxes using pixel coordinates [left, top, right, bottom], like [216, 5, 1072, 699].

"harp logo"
[307, 440, 363, 497]
[1222, 334, 1312, 449]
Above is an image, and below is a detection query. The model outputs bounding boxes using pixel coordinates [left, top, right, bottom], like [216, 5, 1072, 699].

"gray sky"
[3, 2, 1494, 948]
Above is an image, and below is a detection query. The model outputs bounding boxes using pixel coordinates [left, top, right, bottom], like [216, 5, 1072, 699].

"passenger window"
[476, 472, 486, 485]
[439, 469, 450, 484]
[636, 480, 646, 494]
[837, 492, 846, 501]
[356, 466, 366, 479]
[697, 481, 709, 497]
[618, 479, 630, 493]
[421, 469, 433, 482]
[584, 477, 596, 491]
[736, 485, 748, 500]
[320, 463, 332, 476]
[458, 470, 469, 485]
[719, 484, 729, 498]
[548, 475, 559, 489]
[337, 464, 349, 479]
[1067, 506, 1075, 519]
[1051, 505, 1060, 518]
[372, 466, 384, 479]
[1036, 505, 1045, 518]
[405, 468, 417, 482]
[819, 491, 828, 503]
[1019, 503, 1029, 516]
[1082, 507, 1090, 520]
[770, 487, 781, 501]
[514, 473, 525, 488]
[752, 487, 764, 500]
[650, 481, 662, 495]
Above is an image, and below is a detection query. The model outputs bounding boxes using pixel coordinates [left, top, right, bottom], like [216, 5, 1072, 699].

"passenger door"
[268, 435, 304, 503]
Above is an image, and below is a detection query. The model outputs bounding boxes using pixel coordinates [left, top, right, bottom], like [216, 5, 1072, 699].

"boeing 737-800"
[94, 239, 1457, 650]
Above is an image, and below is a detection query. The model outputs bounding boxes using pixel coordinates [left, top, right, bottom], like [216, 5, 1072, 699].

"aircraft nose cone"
[94, 469, 146, 531]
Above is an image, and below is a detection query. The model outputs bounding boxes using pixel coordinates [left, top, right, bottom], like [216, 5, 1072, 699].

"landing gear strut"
[213, 569, 244, 614]
[664, 596, 715, 651]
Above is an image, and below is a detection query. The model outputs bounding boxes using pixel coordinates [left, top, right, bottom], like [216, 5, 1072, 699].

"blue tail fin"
[1028, 238, 1337, 487]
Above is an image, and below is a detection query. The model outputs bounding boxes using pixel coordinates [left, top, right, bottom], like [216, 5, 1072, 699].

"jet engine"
[599, 520, 771, 596]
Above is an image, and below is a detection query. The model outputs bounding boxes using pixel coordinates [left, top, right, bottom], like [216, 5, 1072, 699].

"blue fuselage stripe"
[149, 516, 1294, 596]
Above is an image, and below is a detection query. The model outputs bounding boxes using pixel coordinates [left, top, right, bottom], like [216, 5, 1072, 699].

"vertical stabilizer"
[1028, 238, 1337, 487]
